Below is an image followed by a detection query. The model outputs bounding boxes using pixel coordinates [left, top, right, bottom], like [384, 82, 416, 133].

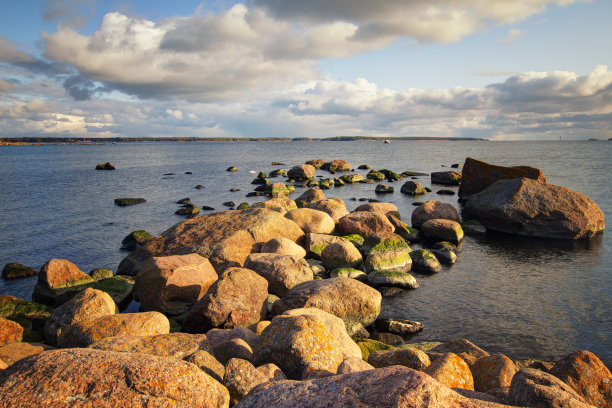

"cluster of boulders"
[0, 156, 607, 407]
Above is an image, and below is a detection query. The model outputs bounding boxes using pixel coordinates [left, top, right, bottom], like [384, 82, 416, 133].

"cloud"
[499, 28, 525, 45]
[252, 0, 582, 43]
[43, 0, 97, 29]
[40, 1, 584, 102]
[165, 109, 183, 119]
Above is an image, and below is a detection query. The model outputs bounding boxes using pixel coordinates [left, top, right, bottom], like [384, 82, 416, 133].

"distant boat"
[384, 139, 390, 144]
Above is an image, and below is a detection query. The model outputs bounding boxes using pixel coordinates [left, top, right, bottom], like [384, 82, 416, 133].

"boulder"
[0, 348, 230, 407]
[387, 215, 421, 242]
[213, 338, 254, 364]
[374, 318, 424, 334]
[36, 259, 94, 291]
[424, 352, 474, 390]
[251, 195, 297, 213]
[323, 160, 351, 172]
[329, 267, 367, 282]
[57, 311, 170, 348]
[0, 317, 22, 346]
[337, 356, 375, 374]
[368, 347, 431, 370]
[379, 169, 403, 182]
[375, 184, 394, 194]
[287, 164, 316, 180]
[303, 233, 349, 258]
[458, 157, 547, 199]
[340, 174, 363, 184]
[114, 197, 146, 206]
[282, 308, 362, 361]
[224, 358, 274, 405]
[265, 182, 295, 196]
[421, 219, 464, 244]
[118, 208, 304, 274]
[184, 349, 225, 382]
[362, 233, 412, 273]
[432, 247, 458, 265]
[95, 161, 115, 170]
[272, 278, 382, 334]
[549, 350, 612, 408]
[338, 211, 395, 237]
[89, 268, 113, 280]
[236, 365, 512, 407]
[401, 180, 427, 195]
[430, 339, 489, 366]
[89, 332, 210, 359]
[471, 354, 518, 392]
[183, 267, 268, 333]
[307, 197, 349, 222]
[2, 263, 37, 280]
[320, 241, 363, 269]
[134, 253, 217, 316]
[509, 368, 594, 408]
[244, 253, 313, 297]
[285, 208, 335, 234]
[121, 230, 154, 250]
[260, 236, 306, 257]
[0, 295, 52, 326]
[295, 188, 326, 205]
[258, 313, 344, 379]
[355, 202, 400, 218]
[463, 178, 605, 239]
[206, 327, 260, 350]
[431, 171, 462, 185]
[33, 274, 134, 308]
[367, 170, 386, 181]
[410, 249, 442, 274]
[43, 288, 118, 346]
[305, 159, 326, 168]
[411, 200, 460, 228]
[0, 342, 55, 366]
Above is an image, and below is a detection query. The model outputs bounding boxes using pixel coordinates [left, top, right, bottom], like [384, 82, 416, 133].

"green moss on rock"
[356, 338, 397, 360]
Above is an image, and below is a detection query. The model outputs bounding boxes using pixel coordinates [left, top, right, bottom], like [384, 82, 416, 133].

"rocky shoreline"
[0, 157, 608, 407]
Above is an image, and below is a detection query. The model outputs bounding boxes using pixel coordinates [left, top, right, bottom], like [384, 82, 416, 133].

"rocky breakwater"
[1, 157, 610, 407]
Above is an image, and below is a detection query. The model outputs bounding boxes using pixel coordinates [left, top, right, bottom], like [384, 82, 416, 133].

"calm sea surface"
[0, 140, 610, 366]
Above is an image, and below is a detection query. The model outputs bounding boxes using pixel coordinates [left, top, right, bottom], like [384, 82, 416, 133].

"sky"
[0, 0, 611, 140]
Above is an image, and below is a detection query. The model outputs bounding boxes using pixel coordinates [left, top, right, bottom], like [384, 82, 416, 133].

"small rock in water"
[194, 185, 204, 189]
[114, 198, 146, 206]
[412, 202, 425, 206]
[200, 205, 215, 211]
[163, 173, 175, 176]
[230, 188, 241, 192]
[184, 171, 192, 175]
[223, 201, 235, 207]
[95, 162, 115, 170]
[2, 263, 38, 280]
[436, 189, 456, 195]
[375, 318, 424, 334]
[271, 161, 285, 165]
[175, 205, 199, 216]
[176, 198, 191, 204]
[227, 166, 237, 172]
[358, 164, 370, 169]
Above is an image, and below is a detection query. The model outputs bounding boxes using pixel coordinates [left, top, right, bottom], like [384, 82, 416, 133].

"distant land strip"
[0, 136, 487, 145]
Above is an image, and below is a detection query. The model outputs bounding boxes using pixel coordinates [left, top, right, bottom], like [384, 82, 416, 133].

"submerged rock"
[95, 162, 115, 170]
[114, 197, 146, 206]
[400, 180, 427, 195]
[2, 263, 37, 280]
[431, 171, 462, 186]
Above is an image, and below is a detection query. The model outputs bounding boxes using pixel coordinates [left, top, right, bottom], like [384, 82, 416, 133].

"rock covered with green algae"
[0, 348, 230, 408]
[367, 270, 419, 289]
[362, 233, 412, 273]
[409, 249, 442, 274]
[1, 263, 37, 279]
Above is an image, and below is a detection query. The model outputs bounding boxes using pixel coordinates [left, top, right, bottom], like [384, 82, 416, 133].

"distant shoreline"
[0, 136, 488, 145]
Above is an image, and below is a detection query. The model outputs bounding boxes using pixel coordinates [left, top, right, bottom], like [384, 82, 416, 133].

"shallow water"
[0, 140, 610, 366]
